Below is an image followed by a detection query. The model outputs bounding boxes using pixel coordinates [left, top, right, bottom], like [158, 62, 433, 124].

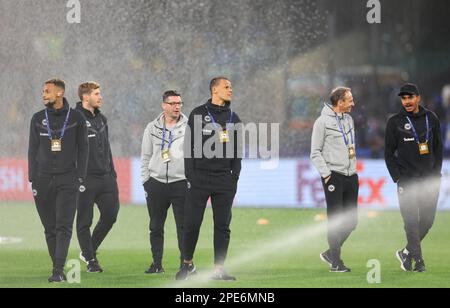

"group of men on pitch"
[311, 83, 443, 273]
[28, 77, 442, 283]
[28, 77, 241, 282]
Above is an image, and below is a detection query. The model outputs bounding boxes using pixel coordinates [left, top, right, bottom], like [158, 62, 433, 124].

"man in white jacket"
[141, 90, 190, 274]
[310, 87, 358, 273]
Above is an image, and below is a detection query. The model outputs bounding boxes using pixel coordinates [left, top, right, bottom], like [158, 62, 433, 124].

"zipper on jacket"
[166, 163, 169, 184]
[346, 116, 351, 176]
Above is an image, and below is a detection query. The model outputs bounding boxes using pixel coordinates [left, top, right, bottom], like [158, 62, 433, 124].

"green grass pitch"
[1, 202, 449, 288]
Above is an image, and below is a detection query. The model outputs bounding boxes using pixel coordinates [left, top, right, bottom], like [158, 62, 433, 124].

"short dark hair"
[45, 78, 66, 91]
[330, 87, 351, 106]
[210, 76, 230, 94]
[78, 81, 100, 100]
[162, 90, 181, 102]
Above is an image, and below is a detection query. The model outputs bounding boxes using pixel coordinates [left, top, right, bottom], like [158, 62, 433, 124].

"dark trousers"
[397, 177, 440, 260]
[322, 172, 359, 263]
[76, 173, 120, 261]
[183, 171, 237, 266]
[144, 178, 186, 265]
[32, 171, 79, 270]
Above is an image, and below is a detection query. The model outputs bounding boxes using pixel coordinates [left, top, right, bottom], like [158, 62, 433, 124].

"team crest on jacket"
[42, 119, 48, 126]
[328, 185, 335, 192]
[32, 189, 38, 197]
[204, 115, 211, 122]
[86, 121, 92, 128]
[404, 123, 411, 130]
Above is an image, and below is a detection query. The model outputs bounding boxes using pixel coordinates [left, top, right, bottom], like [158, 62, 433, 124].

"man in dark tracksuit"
[141, 90, 188, 274]
[311, 87, 358, 273]
[75, 82, 119, 273]
[385, 83, 443, 273]
[176, 77, 242, 281]
[28, 79, 89, 283]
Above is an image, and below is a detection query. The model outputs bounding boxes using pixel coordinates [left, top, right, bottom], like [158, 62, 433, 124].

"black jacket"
[184, 99, 242, 182]
[76, 102, 116, 177]
[385, 106, 443, 182]
[28, 98, 89, 181]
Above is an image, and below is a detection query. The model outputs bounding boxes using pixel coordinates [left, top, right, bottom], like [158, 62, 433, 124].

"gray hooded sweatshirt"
[310, 103, 357, 178]
[141, 112, 188, 184]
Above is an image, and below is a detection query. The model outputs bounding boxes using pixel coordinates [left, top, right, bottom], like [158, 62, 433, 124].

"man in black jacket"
[176, 77, 242, 281]
[385, 83, 443, 273]
[75, 82, 119, 273]
[28, 79, 89, 282]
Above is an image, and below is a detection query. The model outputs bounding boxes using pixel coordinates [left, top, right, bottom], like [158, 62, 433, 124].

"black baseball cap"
[398, 83, 420, 96]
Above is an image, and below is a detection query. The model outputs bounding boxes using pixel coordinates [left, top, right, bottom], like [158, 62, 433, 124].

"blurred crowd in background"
[1, 0, 450, 159]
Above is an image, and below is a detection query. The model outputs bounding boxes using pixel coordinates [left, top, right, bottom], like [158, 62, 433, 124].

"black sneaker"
[396, 249, 412, 272]
[330, 261, 351, 273]
[320, 250, 333, 267]
[48, 268, 67, 283]
[145, 263, 164, 274]
[175, 262, 196, 280]
[413, 259, 426, 273]
[211, 270, 237, 281]
[87, 260, 104, 273]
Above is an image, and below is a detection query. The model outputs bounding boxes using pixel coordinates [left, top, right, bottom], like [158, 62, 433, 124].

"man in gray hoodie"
[310, 87, 358, 273]
[141, 90, 189, 274]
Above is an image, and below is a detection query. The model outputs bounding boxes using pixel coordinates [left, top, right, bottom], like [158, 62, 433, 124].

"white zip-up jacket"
[310, 104, 357, 178]
[141, 113, 188, 184]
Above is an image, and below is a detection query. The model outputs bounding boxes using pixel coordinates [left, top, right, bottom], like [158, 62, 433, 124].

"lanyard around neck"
[205, 106, 233, 130]
[335, 114, 354, 146]
[161, 120, 173, 151]
[45, 108, 71, 140]
[406, 114, 429, 144]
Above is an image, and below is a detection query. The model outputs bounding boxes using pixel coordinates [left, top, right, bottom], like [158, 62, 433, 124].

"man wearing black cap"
[385, 83, 443, 273]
